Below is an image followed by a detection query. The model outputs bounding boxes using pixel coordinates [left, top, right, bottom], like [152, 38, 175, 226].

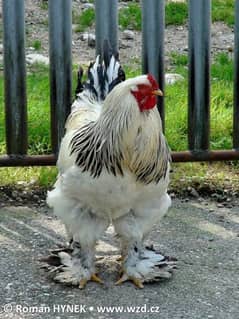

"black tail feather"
[75, 66, 84, 97]
[75, 40, 126, 101]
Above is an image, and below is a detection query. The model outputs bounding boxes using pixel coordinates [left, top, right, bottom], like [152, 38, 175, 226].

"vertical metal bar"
[188, 0, 211, 151]
[142, 0, 165, 129]
[233, 0, 239, 150]
[2, 0, 27, 155]
[95, 0, 118, 55]
[48, 0, 72, 155]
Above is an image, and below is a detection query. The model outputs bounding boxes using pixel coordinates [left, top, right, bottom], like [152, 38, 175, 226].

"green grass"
[31, 40, 42, 51]
[165, 80, 233, 151]
[118, 2, 188, 30]
[119, 3, 142, 30]
[73, 8, 95, 32]
[169, 52, 188, 77]
[0, 167, 57, 188]
[166, 1, 188, 26]
[27, 66, 51, 154]
[212, 0, 234, 27]
[0, 63, 78, 156]
[170, 52, 188, 67]
[165, 81, 188, 151]
[211, 53, 233, 82]
[117, 0, 234, 31]
[40, 0, 48, 10]
[166, 52, 233, 151]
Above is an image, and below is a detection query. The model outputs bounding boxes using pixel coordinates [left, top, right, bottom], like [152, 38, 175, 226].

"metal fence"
[1, 0, 239, 167]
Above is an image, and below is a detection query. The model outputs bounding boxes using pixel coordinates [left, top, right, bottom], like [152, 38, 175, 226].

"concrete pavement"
[0, 199, 238, 319]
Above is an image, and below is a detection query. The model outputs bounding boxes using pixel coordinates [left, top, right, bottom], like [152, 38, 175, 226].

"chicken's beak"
[151, 89, 163, 96]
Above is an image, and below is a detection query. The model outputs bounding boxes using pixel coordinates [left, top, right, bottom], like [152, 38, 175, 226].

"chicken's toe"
[115, 273, 144, 288]
[40, 250, 103, 288]
[117, 246, 177, 287]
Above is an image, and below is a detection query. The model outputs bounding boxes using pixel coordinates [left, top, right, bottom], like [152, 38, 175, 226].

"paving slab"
[0, 199, 238, 319]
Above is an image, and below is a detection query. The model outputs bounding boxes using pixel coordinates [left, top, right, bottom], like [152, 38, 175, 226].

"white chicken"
[44, 43, 176, 289]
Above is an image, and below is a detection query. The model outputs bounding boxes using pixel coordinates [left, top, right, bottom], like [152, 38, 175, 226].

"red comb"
[147, 74, 159, 90]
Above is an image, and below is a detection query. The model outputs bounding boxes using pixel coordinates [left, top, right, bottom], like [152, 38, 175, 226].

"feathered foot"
[115, 245, 177, 289]
[40, 245, 103, 289]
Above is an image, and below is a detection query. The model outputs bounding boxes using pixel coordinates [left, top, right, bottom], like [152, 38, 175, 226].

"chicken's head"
[130, 74, 163, 112]
[103, 73, 163, 115]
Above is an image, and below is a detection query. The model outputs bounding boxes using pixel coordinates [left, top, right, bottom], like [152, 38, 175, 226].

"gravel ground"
[0, 199, 238, 319]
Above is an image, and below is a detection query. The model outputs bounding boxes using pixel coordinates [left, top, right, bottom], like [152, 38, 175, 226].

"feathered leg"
[113, 193, 177, 288]
[42, 189, 109, 288]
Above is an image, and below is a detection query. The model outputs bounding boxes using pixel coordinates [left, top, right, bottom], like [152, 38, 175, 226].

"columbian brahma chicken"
[42, 42, 176, 289]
